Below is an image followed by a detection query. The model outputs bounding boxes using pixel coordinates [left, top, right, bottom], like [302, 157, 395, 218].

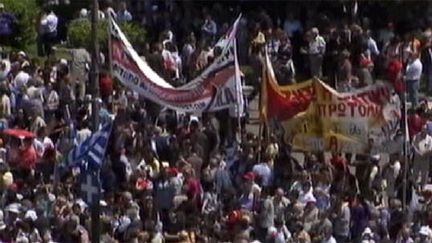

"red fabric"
[359, 55, 373, 67]
[227, 210, 241, 224]
[135, 178, 151, 191]
[408, 113, 426, 138]
[264, 79, 314, 121]
[99, 74, 113, 97]
[330, 155, 348, 172]
[387, 59, 405, 93]
[19, 145, 37, 169]
[186, 177, 202, 199]
[243, 171, 256, 181]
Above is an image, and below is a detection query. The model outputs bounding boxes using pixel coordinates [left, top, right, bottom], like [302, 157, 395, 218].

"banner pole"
[108, 15, 113, 79]
[90, 0, 101, 242]
[234, 39, 242, 144]
[402, 92, 409, 210]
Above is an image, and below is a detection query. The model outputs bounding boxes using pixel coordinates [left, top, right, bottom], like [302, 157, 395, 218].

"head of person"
[119, 1, 127, 11]
[311, 27, 319, 38]
[408, 50, 419, 61]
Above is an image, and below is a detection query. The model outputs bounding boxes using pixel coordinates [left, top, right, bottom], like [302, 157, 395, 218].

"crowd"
[1, 1, 432, 243]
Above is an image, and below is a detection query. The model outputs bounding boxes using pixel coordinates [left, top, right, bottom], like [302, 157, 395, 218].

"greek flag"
[67, 121, 113, 169]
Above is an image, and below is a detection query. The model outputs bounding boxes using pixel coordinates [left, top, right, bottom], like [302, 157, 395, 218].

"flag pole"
[402, 92, 409, 210]
[257, 49, 268, 163]
[108, 14, 113, 79]
[234, 39, 242, 145]
[90, 0, 101, 242]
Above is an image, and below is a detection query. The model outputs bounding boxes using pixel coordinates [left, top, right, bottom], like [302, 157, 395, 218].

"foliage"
[67, 18, 146, 52]
[2, 0, 40, 50]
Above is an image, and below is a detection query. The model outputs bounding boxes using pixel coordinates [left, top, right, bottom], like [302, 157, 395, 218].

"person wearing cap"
[0, 3, 16, 46]
[360, 227, 375, 243]
[302, 27, 326, 78]
[412, 124, 432, 186]
[417, 225, 432, 242]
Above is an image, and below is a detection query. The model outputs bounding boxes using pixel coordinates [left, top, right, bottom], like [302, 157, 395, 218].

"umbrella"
[3, 128, 35, 139]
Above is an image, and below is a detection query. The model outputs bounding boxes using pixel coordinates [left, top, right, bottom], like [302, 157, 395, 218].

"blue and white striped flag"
[67, 121, 113, 169]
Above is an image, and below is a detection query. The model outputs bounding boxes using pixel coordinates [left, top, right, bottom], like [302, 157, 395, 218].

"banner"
[283, 80, 402, 153]
[260, 51, 313, 122]
[259, 51, 402, 153]
[109, 16, 243, 113]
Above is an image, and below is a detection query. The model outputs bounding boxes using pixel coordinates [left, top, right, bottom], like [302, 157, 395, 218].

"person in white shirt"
[0, 84, 10, 119]
[302, 27, 326, 78]
[40, 9, 58, 56]
[366, 30, 380, 57]
[76, 121, 92, 145]
[405, 51, 423, 107]
[13, 69, 30, 92]
[252, 156, 273, 187]
[412, 125, 432, 186]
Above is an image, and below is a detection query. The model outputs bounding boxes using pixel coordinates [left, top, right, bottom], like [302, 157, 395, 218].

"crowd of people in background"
[0, 1, 432, 243]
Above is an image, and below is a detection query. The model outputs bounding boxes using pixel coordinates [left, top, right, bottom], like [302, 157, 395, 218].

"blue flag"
[67, 121, 112, 169]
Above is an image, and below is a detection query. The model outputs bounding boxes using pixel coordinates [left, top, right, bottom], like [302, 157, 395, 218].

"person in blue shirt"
[0, 4, 17, 46]
[117, 2, 132, 22]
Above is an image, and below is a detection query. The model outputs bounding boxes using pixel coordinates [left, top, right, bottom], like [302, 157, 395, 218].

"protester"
[0, 3, 16, 47]
[0, 1, 431, 243]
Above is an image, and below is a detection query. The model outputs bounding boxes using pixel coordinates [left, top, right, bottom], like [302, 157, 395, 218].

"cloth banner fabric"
[282, 80, 401, 153]
[260, 51, 401, 153]
[109, 16, 243, 113]
[260, 51, 313, 122]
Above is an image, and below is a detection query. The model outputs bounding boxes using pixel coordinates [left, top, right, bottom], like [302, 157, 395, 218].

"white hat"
[5, 203, 21, 214]
[79, 8, 88, 18]
[100, 200, 107, 207]
[18, 51, 26, 57]
[75, 199, 88, 210]
[0, 4, 5, 9]
[362, 227, 373, 236]
[24, 210, 37, 221]
[371, 154, 381, 161]
[419, 225, 432, 236]
[48, 193, 56, 202]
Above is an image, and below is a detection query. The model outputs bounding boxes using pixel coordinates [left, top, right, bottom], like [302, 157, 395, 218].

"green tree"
[2, 0, 40, 50]
[67, 18, 146, 52]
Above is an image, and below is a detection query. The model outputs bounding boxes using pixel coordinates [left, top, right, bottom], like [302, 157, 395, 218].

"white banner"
[109, 16, 243, 113]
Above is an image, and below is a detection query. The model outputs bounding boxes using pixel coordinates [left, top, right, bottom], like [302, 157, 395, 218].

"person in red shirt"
[99, 72, 113, 102]
[387, 54, 404, 94]
[407, 107, 427, 140]
[13, 138, 37, 182]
